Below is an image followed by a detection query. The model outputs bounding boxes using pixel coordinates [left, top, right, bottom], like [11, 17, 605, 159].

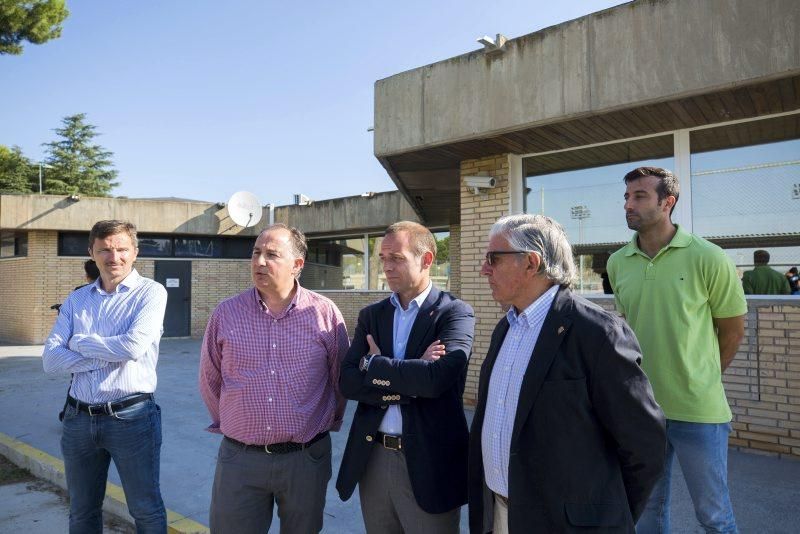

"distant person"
[43, 220, 168, 533]
[601, 271, 613, 294]
[199, 224, 349, 534]
[742, 250, 790, 295]
[50, 260, 102, 312]
[608, 167, 746, 534]
[786, 267, 800, 295]
[81, 259, 100, 287]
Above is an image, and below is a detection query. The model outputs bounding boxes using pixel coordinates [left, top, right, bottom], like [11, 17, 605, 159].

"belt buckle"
[87, 404, 103, 416]
[382, 434, 401, 451]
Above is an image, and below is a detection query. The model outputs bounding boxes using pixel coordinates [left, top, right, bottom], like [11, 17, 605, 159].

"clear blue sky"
[0, 1, 623, 205]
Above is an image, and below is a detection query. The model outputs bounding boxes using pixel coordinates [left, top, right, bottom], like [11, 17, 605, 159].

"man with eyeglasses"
[468, 214, 666, 534]
[337, 221, 475, 533]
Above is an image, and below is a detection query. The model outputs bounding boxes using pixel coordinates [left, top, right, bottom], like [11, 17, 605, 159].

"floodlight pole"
[570, 205, 591, 292]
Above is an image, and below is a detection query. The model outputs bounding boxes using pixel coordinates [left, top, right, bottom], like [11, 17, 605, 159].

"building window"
[138, 236, 173, 257]
[58, 232, 255, 259]
[175, 237, 222, 258]
[304, 231, 451, 292]
[222, 238, 255, 259]
[0, 231, 27, 258]
[523, 135, 674, 292]
[690, 114, 800, 243]
[59, 232, 90, 256]
[303, 237, 366, 289]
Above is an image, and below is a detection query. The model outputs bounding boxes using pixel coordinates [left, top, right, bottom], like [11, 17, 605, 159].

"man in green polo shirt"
[608, 167, 746, 534]
[742, 250, 791, 295]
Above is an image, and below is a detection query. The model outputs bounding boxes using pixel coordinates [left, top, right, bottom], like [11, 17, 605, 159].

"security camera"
[464, 175, 496, 194]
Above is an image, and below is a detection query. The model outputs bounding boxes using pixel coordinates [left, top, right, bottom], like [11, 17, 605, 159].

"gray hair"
[489, 214, 576, 286]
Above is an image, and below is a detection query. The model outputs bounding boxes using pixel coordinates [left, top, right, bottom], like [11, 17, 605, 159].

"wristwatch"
[360, 354, 377, 372]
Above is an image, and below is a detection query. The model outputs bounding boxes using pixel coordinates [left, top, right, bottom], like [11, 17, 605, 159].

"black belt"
[67, 393, 152, 416]
[376, 432, 402, 451]
[224, 431, 328, 454]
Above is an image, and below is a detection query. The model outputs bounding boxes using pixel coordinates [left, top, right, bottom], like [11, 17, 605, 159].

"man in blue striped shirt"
[468, 214, 665, 534]
[43, 220, 168, 534]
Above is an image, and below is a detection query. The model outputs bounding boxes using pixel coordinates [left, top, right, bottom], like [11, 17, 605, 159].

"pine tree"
[0, 0, 69, 55]
[0, 145, 34, 193]
[42, 113, 119, 196]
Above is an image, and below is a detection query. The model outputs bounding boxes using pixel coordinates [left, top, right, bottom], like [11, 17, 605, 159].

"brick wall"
[458, 154, 511, 405]
[190, 259, 251, 337]
[724, 300, 800, 458]
[318, 291, 390, 337]
[449, 224, 461, 298]
[0, 231, 68, 343]
[584, 296, 800, 459]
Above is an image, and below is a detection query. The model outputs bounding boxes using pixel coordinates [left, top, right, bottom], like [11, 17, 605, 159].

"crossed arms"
[42, 286, 167, 374]
[339, 301, 474, 406]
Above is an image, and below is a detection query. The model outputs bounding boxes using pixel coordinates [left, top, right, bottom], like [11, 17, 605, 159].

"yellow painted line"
[0, 432, 209, 534]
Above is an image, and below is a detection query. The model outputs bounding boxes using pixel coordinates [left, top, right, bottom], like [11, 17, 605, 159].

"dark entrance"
[154, 261, 191, 337]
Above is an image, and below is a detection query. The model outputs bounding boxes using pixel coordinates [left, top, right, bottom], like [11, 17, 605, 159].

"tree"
[0, 145, 35, 193]
[0, 0, 69, 55]
[42, 113, 119, 196]
[436, 235, 450, 263]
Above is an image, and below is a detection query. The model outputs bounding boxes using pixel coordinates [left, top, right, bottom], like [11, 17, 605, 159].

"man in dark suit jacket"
[469, 214, 666, 534]
[337, 221, 475, 533]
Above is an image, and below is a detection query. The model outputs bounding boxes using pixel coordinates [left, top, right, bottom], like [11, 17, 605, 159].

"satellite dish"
[226, 191, 263, 228]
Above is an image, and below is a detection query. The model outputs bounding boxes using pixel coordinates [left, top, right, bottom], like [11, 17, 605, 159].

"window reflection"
[175, 237, 221, 258]
[690, 115, 800, 240]
[303, 237, 366, 290]
[524, 135, 674, 249]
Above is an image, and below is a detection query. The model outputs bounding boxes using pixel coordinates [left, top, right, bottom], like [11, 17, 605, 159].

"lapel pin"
[557, 326, 565, 335]
[429, 310, 435, 316]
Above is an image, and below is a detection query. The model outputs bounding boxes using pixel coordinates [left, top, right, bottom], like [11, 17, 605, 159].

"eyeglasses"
[484, 250, 530, 266]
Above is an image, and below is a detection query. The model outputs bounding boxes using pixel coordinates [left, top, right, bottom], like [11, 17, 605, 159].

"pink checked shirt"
[199, 284, 349, 445]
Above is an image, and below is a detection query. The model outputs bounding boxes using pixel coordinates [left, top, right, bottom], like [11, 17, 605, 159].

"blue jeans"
[61, 396, 166, 534]
[636, 420, 737, 534]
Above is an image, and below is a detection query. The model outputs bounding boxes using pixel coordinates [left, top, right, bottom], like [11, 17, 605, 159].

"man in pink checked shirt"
[199, 223, 350, 534]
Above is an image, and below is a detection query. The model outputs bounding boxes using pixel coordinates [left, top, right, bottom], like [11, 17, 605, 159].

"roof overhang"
[374, 0, 800, 226]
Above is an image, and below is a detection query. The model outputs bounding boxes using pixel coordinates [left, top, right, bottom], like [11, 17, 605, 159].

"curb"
[0, 432, 208, 534]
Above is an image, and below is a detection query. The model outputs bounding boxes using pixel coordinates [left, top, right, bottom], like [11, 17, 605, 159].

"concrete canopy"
[374, 0, 800, 226]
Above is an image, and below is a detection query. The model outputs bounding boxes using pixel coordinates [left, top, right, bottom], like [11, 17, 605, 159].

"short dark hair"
[84, 260, 100, 281]
[754, 250, 770, 265]
[623, 167, 680, 215]
[385, 221, 437, 259]
[260, 223, 307, 260]
[88, 220, 138, 249]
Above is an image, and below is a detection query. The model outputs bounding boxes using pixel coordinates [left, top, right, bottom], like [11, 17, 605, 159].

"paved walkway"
[1, 339, 798, 533]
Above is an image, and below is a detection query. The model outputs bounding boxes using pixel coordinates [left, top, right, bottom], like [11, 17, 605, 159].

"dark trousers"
[210, 434, 332, 534]
[359, 444, 460, 534]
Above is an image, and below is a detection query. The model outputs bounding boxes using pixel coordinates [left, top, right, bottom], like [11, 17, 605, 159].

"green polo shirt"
[607, 225, 747, 423]
[742, 266, 791, 295]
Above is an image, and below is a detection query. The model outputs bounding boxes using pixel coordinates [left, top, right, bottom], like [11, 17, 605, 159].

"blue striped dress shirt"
[43, 269, 168, 403]
[481, 284, 559, 497]
[377, 281, 433, 435]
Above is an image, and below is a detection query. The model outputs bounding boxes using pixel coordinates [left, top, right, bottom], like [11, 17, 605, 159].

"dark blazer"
[336, 286, 475, 514]
[468, 287, 666, 533]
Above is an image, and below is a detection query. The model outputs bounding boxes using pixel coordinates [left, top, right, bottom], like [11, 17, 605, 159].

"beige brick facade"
[3, 194, 799, 460]
[190, 260, 251, 337]
[448, 224, 461, 298]
[458, 154, 511, 405]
